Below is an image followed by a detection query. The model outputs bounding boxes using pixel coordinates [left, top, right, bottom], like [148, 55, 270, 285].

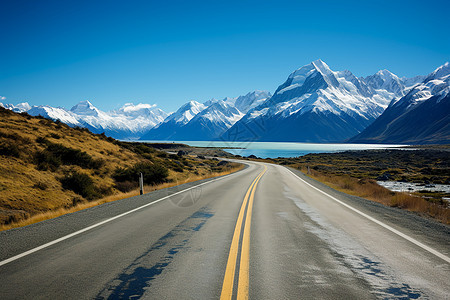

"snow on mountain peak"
[193, 100, 244, 128]
[234, 90, 271, 113]
[312, 59, 331, 74]
[165, 100, 206, 125]
[425, 62, 450, 82]
[390, 63, 450, 110]
[364, 68, 405, 98]
[284, 59, 339, 92]
[0, 102, 32, 113]
[70, 100, 100, 116]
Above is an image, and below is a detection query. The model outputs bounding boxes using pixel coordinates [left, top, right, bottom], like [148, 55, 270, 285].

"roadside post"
[139, 172, 144, 195]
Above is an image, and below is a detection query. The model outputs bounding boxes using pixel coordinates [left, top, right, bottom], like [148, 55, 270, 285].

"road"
[0, 160, 449, 299]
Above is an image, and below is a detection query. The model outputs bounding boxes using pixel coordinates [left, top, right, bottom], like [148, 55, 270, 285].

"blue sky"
[1, 0, 449, 112]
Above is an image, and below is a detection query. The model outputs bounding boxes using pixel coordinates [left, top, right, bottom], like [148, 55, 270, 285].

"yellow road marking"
[237, 167, 265, 299]
[220, 165, 267, 300]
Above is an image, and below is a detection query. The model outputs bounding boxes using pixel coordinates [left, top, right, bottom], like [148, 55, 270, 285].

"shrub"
[60, 171, 98, 200]
[35, 150, 62, 171]
[115, 181, 138, 193]
[168, 154, 179, 160]
[34, 142, 104, 170]
[157, 152, 168, 158]
[36, 136, 49, 144]
[0, 141, 21, 158]
[72, 197, 86, 207]
[113, 162, 169, 185]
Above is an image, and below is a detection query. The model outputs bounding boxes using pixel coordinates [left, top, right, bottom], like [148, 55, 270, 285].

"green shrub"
[60, 171, 98, 200]
[157, 152, 168, 158]
[35, 150, 62, 171]
[113, 162, 168, 185]
[34, 142, 104, 170]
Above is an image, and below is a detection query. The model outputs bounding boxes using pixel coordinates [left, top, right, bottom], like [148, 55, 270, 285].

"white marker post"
[139, 172, 144, 195]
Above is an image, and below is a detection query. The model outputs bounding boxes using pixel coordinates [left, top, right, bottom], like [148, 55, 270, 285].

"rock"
[177, 150, 188, 157]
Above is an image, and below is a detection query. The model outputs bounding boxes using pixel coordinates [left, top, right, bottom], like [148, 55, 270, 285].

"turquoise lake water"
[140, 140, 406, 158]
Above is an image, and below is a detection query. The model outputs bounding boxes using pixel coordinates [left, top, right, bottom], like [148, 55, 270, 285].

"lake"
[139, 140, 406, 158]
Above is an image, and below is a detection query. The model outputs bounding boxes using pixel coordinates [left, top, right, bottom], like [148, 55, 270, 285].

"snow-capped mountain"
[222, 59, 409, 143]
[364, 69, 406, 98]
[350, 62, 450, 144]
[401, 75, 427, 88]
[1, 100, 168, 139]
[70, 100, 101, 116]
[140, 90, 272, 141]
[68, 101, 169, 139]
[168, 100, 244, 140]
[3, 60, 444, 143]
[29, 105, 82, 127]
[234, 91, 272, 113]
[0, 102, 32, 113]
[165, 101, 206, 125]
[140, 100, 206, 140]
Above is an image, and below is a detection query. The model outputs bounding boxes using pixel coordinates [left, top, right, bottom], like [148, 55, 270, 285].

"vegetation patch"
[35, 141, 104, 170]
[0, 107, 243, 229]
[113, 162, 169, 187]
[60, 171, 99, 200]
[271, 149, 450, 224]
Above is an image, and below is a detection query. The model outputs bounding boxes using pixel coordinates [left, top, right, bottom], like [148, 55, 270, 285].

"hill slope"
[0, 108, 237, 226]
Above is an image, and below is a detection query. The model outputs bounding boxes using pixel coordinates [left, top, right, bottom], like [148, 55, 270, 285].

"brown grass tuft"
[301, 167, 449, 224]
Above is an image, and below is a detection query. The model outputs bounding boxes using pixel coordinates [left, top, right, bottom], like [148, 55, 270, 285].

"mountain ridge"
[349, 62, 450, 144]
[2, 60, 447, 144]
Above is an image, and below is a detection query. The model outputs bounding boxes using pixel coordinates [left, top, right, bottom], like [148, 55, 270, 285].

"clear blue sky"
[1, 0, 449, 112]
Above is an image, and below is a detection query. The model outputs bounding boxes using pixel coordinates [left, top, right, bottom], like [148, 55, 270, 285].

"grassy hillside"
[0, 107, 240, 228]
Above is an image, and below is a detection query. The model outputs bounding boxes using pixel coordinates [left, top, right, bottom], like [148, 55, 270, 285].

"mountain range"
[1, 60, 448, 144]
[350, 63, 449, 144]
[0, 101, 168, 139]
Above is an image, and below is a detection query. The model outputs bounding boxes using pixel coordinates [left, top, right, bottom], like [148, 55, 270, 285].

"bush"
[36, 136, 49, 144]
[113, 162, 169, 185]
[60, 171, 98, 200]
[115, 181, 138, 192]
[157, 152, 168, 158]
[35, 142, 104, 170]
[35, 150, 61, 171]
[0, 141, 21, 158]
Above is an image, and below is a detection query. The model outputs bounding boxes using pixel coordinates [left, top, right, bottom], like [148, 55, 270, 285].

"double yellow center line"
[220, 165, 267, 300]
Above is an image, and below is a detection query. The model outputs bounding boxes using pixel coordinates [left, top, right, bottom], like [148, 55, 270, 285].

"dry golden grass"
[301, 167, 449, 224]
[0, 164, 243, 231]
[0, 108, 244, 229]
[0, 111, 142, 219]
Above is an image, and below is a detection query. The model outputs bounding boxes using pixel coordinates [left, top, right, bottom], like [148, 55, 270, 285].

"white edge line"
[285, 167, 450, 264]
[0, 168, 243, 267]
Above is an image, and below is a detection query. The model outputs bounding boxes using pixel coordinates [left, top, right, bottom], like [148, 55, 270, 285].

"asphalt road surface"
[1, 160, 449, 299]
